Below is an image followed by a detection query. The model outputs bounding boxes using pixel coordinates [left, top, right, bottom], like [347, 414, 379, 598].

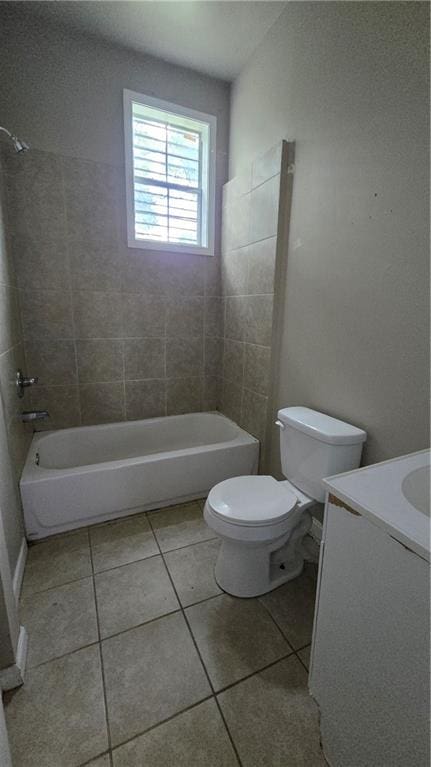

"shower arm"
[0, 125, 29, 153]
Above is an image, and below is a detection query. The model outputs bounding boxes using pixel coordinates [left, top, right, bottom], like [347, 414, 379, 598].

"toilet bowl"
[205, 407, 367, 598]
[204, 475, 313, 597]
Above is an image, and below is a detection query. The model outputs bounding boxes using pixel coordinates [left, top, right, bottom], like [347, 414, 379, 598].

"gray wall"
[0, 154, 30, 575]
[229, 1, 430, 470]
[0, 6, 228, 427]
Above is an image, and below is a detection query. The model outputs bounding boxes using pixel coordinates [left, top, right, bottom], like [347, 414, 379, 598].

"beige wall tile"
[221, 380, 243, 422]
[166, 297, 204, 338]
[77, 339, 123, 383]
[249, 175, 280, 244]
[121, 250, 171, 295]
[125, 379, 166, 420]
[224, 296, 248, 342]
[68, 239, 121, 292]
[223, 339, 245, 384]
[166, 253, 205, 297]
[204, 255, 222, 297]
[124, 338, 165, 380]
[203, 376, 220, 410]
[251, 142, 283, 189]
[241, 388, 268, 442]
[20, 289, 73, 340]
[204, 337, 222, 378]
[247, 237, 277, 295]
[244, 295, 273, 346]
[222, 193, 250, 252]
[122, 294, 166, 338]
[73, 291, 122, 339]
[0, 342, 28, 423]
[5, 150, 66, 241]
[244, 344, 271, 396]
[12, 235, 69, 292]
[166, 377, 203, 415]
[80, 382, 124, 425]
[31, 385, 80, 430]
[221, 248, 249, 296]
[222, 169, 252, 204]
[204, 297, 223, 338]
[25, 339, 77, 386]
[0, 284, 21, 353]
[63, 157, 119, 244]
[166, 337, 203, 378]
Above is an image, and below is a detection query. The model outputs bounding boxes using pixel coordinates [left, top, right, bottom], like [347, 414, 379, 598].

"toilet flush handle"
[275, 419, 285, 430]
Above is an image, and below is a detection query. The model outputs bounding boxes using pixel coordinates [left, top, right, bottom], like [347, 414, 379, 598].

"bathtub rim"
[21, 411, 259, 482]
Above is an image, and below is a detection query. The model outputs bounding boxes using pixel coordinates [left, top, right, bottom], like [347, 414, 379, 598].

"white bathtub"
[20, 412, 259, 540]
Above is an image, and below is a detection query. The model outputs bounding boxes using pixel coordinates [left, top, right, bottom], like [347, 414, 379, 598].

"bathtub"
[20, 412, 259, 540]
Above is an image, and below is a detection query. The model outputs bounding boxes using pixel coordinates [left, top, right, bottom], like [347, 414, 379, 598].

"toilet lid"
[207, 476, 297, 527]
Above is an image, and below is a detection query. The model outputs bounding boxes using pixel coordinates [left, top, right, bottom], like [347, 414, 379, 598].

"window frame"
[123, 89, 217, 256]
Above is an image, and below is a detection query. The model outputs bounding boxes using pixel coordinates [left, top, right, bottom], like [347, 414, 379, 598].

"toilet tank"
[277, 407, 367, 502]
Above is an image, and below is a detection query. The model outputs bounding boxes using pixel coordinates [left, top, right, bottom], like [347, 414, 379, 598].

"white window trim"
[123, 89, 216, 256]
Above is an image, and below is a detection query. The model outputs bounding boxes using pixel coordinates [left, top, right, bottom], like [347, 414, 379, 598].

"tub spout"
[21, 410, 49, 423]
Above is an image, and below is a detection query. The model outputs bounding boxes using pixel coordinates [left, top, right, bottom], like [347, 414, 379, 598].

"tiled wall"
[3, 150, 223, 429]
[0, 154, 30, 573]
[220, 141, 289, 466]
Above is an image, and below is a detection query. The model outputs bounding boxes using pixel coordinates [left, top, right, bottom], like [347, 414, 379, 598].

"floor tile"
[85, 755, 111, 767]
[21, 577, 98, 667]
[112, 699, 238, 767]
[89, 513, 158, 573]
[102, 611, 211, 746]
[164, 539, 222, 607]
[5, 645, 108, 767]
[259, 563, 318, 649]
[185, 593, 291, 691]
[95, 556, 179, 638]
[22, 530, 92, 595]
[298, 645, 311, 670]
[218, 655, 326, 766]
[148, 502, 215, 552]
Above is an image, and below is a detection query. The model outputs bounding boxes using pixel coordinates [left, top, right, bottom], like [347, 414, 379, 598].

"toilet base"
[214, 512, 312, 598]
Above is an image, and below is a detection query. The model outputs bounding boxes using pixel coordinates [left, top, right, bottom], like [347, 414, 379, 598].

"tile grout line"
[21, 504, 314, 764]
[87, 527, 114, 767]
[22, 532, 219, 599]
[258, 596, 296, 652]
[60, 157, 82, 428]
[146, 511, 244, 767]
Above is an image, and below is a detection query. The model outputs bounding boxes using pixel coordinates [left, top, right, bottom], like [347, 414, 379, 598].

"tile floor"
[4, 500, 326, 766]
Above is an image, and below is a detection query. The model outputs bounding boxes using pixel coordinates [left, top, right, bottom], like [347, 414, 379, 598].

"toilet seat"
[207, 475, 298, 527]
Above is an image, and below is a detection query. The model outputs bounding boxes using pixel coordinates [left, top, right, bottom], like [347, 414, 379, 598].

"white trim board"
[12, 537, 27, 603]
[0, 626, 27, 691]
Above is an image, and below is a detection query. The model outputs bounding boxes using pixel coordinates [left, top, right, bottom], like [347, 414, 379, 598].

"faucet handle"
[16, 370, 38, 398]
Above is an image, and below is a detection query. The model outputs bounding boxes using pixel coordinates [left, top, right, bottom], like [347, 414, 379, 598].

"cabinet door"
[310, 498, 430, 767]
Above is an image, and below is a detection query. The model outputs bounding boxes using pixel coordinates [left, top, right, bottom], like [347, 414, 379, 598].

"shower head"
[0, 126, 30, 153]
[11, 135, 29, 153]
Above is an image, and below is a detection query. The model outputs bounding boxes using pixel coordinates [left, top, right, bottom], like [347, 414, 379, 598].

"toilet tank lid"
[277, 407, 367, 446]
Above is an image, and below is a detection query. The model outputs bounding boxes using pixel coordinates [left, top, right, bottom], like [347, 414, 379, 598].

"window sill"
[126, 237, 215, 257]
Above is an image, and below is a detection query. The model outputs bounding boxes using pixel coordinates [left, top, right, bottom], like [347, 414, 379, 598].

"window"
[123, 89, 216, 255]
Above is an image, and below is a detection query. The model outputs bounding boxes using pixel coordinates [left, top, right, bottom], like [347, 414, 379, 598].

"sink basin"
[401, 465, 430, 517]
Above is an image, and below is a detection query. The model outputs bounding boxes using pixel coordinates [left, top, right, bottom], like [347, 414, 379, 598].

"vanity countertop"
[324, 449, 430, 562]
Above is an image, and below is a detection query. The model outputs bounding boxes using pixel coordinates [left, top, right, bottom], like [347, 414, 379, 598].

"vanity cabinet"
[310, 492, 430, 767]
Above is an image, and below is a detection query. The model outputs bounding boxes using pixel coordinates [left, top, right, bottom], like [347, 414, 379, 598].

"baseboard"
[12, 537, 27, 603]
[0, 626, 28, 691]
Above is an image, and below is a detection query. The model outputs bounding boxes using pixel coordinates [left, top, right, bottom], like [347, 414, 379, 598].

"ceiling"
[23, 1, 287, 81]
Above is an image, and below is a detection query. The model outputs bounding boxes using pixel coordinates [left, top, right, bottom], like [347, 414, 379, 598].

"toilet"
[204, 406, 366, 597]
